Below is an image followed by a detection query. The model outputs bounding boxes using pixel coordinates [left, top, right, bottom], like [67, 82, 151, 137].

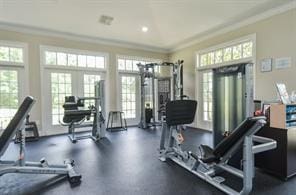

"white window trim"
[40, 45, 110, 135]
[0, 40, 29, 101]
[194, 34, 257, 130]
[195, 34, 256, 71]
[40, 45, 109, 72]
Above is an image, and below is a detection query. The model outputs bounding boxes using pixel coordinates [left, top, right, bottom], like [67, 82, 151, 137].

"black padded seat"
[199, 117, 264, 164]
[63, 110, 92, 123]
[165, 100, 197, 126]
[0, 96, 35, 157]
[199, 145, 218, 163]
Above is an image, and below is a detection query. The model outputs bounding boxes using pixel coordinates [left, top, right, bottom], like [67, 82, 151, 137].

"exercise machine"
[213, 63, 254, 146]
[0, 96, 81, 186]
[159, 100, 277, 195]
[138, 60, 184, 129]
[61, 80, 106, 143]
[213, 63, 254, 167]
[15, 114, 39, 143]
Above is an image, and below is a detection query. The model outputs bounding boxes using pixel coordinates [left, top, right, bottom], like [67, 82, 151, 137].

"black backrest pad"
[166, 100, 197, 126]
[213, 117, 258, 158]
[0, 96, 35, 156]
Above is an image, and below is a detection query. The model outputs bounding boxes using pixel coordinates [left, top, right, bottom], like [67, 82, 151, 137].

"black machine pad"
[199, 117, 265, 164]
[199, 144, 219, 163]
[165, 100, 197, 126]
[0, 96, 35, 156]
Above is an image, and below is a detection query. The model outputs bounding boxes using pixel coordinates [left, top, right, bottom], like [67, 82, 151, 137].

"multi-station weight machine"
[61, 80, 106, 143]
[137, 60, 184, 129]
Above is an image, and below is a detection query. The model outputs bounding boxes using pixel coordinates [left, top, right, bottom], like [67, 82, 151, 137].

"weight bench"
[159, 100, 277, 195]
[0, 96, 81, 186]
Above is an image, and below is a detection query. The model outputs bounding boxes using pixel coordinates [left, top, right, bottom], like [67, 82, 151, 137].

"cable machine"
[137, 60, 184, 129]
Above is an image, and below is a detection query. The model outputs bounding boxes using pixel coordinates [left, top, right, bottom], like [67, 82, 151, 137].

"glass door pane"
[0, 70, 18, 130]
[51, 72, 72, 125]
[83, 74, 101, 108]
[121, 76, 136, 119]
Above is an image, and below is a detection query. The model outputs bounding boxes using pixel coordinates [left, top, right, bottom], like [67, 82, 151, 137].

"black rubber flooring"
[0, 127, 296, 195]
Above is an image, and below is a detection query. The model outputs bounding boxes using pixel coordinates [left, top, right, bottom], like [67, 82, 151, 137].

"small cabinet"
[255, 126, 296, 180]
[270, 104, 296, 129]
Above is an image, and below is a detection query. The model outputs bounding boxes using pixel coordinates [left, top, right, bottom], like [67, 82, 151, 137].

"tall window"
[202, 72, 213, 121]
[41, 46, 107, 132]
[51, 73, 72, 125]
[121, 76, 136, 119]
[0, 42, 26, 131]
[117, 55, 161, 124]
[0, 70, 18, 129]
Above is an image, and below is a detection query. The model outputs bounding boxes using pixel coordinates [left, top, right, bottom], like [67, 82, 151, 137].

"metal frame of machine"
[60, 80, 106, 143]
[137, 60, 184, 129]
[159, 100, 277, 195]
[0, 96, 81, 185]
[213, 63, 254, 146]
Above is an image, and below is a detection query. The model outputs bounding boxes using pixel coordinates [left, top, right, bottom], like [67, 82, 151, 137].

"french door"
[42, 68, 104, 134]
[0, 67, 26, 131]
[196, 70, 213, 131]
[118, 74, 140, 126]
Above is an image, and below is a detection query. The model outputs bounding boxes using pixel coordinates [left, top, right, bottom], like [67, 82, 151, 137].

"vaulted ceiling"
[0, 0, 294, 51]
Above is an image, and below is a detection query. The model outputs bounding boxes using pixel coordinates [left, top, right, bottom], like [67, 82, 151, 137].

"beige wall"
[169, 9, 296, 129]
[0, 29, 168, 131]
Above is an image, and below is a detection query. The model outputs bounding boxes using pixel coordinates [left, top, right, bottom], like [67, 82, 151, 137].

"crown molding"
[0, 21, 170, 54]
[169, 1, 296, 52]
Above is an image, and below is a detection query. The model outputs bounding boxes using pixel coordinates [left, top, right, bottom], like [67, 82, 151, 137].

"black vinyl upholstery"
[0, 96, 35, 157]
[199, 117, 265, 163]
[62, 96, 91, 124]
[165, 100, 197, 126]
[199, 144, 218, 163]
[213, 117, 258, 158]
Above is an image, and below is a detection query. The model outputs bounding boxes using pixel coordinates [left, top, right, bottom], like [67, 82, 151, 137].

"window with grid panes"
[202, 72, 213, 121]
[0, 43, 25, 131]
[83, 74, 101, 108]
[199, 41, 253, 67]
[0, 70, 19, 130]
[51, 73, 72, 125]
[45, 50, 106, 69]
[117, 56, 161, 73]
[121, 76, 136, 118]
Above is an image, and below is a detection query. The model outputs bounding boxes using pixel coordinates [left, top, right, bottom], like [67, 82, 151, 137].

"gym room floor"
[1, 127, 296, 195]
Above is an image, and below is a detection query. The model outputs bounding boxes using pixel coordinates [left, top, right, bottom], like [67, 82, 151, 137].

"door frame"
[194, 34, 257, 130]
[40, 45, 109, 136]
[42, 68, 106, 135]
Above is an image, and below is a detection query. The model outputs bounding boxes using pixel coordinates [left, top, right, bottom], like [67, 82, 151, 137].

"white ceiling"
[0, 0, 294, 51]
